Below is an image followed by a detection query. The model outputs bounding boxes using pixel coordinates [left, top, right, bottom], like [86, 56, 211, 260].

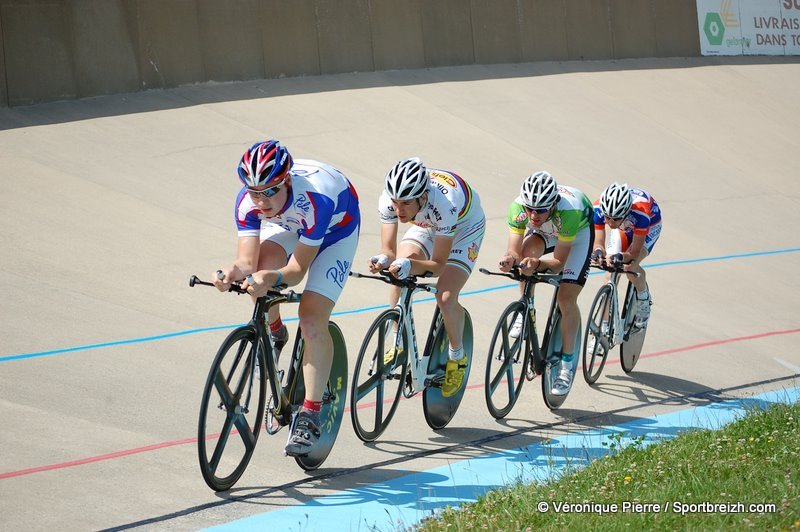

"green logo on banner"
[704, 12, 725, 45]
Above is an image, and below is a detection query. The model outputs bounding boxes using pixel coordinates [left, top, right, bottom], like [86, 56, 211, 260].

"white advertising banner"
[697, 0, 800, 55]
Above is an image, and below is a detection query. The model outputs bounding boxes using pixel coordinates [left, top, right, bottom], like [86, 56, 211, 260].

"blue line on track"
[2, 247, 798, 363]
[203, 386, 800, 531]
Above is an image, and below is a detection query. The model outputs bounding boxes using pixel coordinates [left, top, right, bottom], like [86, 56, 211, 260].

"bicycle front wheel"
[198, 326, 267, 492]
[350, 309, 407, 442]
[485, 301, 530, 419]
[620, 282, 647, 373]
[582, 284, 612, 385]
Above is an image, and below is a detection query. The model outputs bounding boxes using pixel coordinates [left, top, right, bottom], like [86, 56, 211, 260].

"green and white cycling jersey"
[506, 185, 593, 242]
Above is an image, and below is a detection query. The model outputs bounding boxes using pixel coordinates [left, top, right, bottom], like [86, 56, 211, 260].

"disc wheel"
[541, 309, 582, 410]
[620, 283, 647, 373]
[293, 322, 349, 470]
[423, 309, 473, 430]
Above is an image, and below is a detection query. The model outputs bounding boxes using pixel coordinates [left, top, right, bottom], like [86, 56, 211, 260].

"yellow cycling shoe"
[383, 346, 403, 367]
[442, 356, 468, 398]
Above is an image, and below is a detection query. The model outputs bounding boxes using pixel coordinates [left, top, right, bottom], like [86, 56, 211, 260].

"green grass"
[418, 401, 800, 531]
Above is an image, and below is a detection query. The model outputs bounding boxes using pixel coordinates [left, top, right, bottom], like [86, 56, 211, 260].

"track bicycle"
[582, 261, 648, 384]
[348, 270, 473, 442]
[189, 275, 347, 491]
[480, 266, 582, 416]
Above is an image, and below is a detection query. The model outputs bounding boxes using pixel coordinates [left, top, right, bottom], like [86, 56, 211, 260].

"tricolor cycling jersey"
[378, 168, 484, 236]
[592, 188, 661, 236]
[507, 185, 593, 242]
[235, 159, 360, 248]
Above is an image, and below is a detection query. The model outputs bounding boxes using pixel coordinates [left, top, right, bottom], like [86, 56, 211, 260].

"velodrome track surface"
[1, 57, 799, 530]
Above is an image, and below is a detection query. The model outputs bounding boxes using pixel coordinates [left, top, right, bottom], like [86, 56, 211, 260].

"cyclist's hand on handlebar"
[590, 248, 605, 264]
[368, 254, 389, 273]
[518, 257, 540, 276]
[498, 254, 515, 273]
[213, 268, 234, 292]
[609, 253, 624, 268]
[389, 258, 412, 280]
[242, 270, 277, 298]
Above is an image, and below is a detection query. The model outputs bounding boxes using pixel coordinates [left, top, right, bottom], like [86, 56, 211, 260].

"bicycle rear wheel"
[582, 284, 612, 385]
[620, 282, 647, 373]
[198, 326, 267, 492]
[350, 309, 407, 442]
[292, 322, 349, 470]
[541, 309, 582, 410]
[485, 301, 530, 419]
[423, 309, 473, 430]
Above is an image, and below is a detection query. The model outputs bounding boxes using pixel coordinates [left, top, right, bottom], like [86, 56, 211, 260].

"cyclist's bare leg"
[297, 291, 335, 402]
[257, 240, 288, 324]
[625, 247, 650, 293]
[435, 264, 469, 349]
[557, 282, 583, 355]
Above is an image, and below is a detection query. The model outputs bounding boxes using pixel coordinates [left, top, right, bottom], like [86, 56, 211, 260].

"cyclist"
[213, 140, 360, 457]
[368, 157, 485, 398]
[590, 182, 662, 332]
[497, 171, 593, 396]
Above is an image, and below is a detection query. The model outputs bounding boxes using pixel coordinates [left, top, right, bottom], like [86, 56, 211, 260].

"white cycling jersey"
[378, 168, 484, 235]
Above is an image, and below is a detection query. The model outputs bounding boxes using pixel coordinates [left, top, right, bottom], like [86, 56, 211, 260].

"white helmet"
[600, 182, 633, 219]
[520, 171, 559, 209]
[385, 157, 429, 200]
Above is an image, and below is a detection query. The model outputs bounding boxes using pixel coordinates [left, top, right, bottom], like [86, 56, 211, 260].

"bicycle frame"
[251, 290, 304, 426]
[189, 275, 302, 425]
[352, 271, 438, 394]
[481, 267, 562, 369]
[591, 263, 640, 351]
[520, 271, 562, 367]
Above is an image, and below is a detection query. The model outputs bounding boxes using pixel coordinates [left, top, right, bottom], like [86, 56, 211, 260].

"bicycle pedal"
[322, 390, 337, 404]
[402, 373, 417, 398]
[424, 374, 444, 388]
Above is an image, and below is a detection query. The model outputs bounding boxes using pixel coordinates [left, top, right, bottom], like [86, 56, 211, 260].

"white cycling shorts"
[260, 222, 358, 303]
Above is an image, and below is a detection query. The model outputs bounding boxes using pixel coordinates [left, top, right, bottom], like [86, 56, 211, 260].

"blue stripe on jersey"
[235, 187, 261, 231]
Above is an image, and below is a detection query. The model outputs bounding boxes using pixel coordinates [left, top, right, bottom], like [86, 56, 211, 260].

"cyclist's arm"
[499, 231, 524, 270]
[280, 242, 319, 286]
[623, 233, 646, 262]
[593, 227, 606, 255]
[538, 240, 570, 273]
[411, 234, 453, 277]
[215, 235, 260, 288]
[245, 241, 319, 295]
[378, 222, 399, 262]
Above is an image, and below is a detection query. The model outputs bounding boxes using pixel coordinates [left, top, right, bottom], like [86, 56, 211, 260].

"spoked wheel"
[582, 284, 612, 385]
[350, 309, 408, 442]
[292, 322, 349, 470]
[620, 283, 647, 373]
[485, 301, 531, 419]
[198, 326, 267, 492]
[541, 310, 582, 410]
[423, 309, 473, 430]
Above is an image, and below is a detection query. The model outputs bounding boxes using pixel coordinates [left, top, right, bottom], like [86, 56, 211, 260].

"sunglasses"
[524, 205, 551, 214]
[247, 179, 285, 198]
[605, 215, 624, 222]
